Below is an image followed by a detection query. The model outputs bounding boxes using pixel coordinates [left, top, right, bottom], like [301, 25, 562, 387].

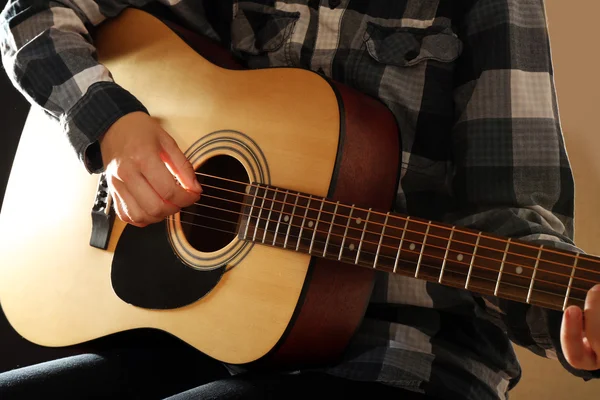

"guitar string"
[174, 204, 592, 295]
[168, 215, 586, 306]
[197, 177, 596, 274]
[198, 181, 587, 279]
[194, 192, 594, 288]
[185, 189, 599, 288]
[194, 171, 600, 269]
[179, 208, 590, 295]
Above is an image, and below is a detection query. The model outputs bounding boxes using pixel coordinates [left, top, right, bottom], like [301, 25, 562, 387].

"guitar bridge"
[90, 173, 115, 249]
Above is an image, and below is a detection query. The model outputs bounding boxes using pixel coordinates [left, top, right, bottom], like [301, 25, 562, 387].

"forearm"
[0, 0, 149, 172]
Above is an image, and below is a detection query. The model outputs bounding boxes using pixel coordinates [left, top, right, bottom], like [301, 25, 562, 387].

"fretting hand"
[561, 284, 600, 370]
[99, 112, 202, 227]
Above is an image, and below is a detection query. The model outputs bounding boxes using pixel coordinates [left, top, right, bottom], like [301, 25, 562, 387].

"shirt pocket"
[362, 22, 463, 68]
[231, 2, 300, 67]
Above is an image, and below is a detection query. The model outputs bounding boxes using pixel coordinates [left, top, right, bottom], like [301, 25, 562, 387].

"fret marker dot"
[516, 266, 523, 275]
[356, 218, 362, 225]
[283, 215, 290, 223]
[349, 243, 355, 251]
[409, 243, 416, 251]
[308, 221, 314, 228]
[457, 254, 464, 262]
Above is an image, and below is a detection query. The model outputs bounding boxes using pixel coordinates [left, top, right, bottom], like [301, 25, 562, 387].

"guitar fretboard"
[239, 184, 600, 311]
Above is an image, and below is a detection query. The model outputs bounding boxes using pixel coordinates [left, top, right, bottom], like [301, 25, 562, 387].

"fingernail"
[194, 180, 202, 193]
[591, 284, 600, 292]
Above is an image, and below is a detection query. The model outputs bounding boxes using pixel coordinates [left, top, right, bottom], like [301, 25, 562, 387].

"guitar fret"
[284, 192, 298, 249]
[439, 226, 455, 283]
[243, 185, 260, 240]
[308, 199, 325, 254]
[338, 205, 355, 260]
[272, 190, 289, 246]
[239, 184, 600, 312]
[355, 208, 372, 264]
[263, 188, 278, 243]
[414, 221, 431, 278]
[373, 212, 389, 269]
[296, 195, 312, 251]
[252, 186, 268, 241]
[238, 183, 600, 313]
[465, 232, 482, 289]
[393, 217, 410, 273]
[494, 238, 512, 296]
[563, 253, 580, 311]
[526, 246, 544, 304]
[323, 201, 340, 257]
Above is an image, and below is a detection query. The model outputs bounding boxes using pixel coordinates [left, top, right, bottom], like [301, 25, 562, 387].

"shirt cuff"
[63, 81, 148, 174]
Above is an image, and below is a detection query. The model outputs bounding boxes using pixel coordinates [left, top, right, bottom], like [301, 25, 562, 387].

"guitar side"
[0, 9, 400, 367]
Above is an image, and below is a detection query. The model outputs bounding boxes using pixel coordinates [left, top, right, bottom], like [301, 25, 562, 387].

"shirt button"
[329, 0, 341, 9]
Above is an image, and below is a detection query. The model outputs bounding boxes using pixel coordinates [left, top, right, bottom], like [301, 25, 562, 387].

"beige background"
[510, 1, 600, 399]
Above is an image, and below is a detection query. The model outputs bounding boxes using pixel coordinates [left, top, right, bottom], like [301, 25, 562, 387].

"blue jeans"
[0, 329, 430, 399]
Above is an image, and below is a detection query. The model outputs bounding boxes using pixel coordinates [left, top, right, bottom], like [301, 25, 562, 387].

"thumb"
[159, 134, 202, 194]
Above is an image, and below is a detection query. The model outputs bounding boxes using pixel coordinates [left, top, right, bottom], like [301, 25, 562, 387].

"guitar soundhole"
[180, 155, 249, 252]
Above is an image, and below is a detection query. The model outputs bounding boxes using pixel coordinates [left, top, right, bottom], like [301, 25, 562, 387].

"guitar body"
[0, 10, 399, 367]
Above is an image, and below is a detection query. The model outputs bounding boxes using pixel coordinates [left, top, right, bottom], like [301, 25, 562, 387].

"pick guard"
[111, 222, 224, 309]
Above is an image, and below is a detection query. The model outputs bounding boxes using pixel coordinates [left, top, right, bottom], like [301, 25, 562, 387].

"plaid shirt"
[2, 0, 599, 398]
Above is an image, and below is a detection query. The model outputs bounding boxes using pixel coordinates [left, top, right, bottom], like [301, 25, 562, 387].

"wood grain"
[0, 9, 340, 365]
[267, 82, 400, 367]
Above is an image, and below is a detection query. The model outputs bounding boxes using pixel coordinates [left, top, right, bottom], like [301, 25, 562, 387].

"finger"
[125, 167, 180, 220]
[158, 134, 202, 194]
[584, 284, 600, 364]
[111, 179, 155, 227]
[110, 190, 130, 224]
[561, 306, 597, 370]
[141, 155, 201, 208]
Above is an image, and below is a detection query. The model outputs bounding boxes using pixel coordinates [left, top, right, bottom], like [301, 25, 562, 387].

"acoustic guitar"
[1, 9, 598, 369]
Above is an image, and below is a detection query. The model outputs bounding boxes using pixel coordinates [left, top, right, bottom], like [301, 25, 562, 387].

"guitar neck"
[239, 184, 600, 311]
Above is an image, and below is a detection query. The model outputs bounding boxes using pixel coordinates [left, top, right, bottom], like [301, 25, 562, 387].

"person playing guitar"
[0, 1, 599, 399]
